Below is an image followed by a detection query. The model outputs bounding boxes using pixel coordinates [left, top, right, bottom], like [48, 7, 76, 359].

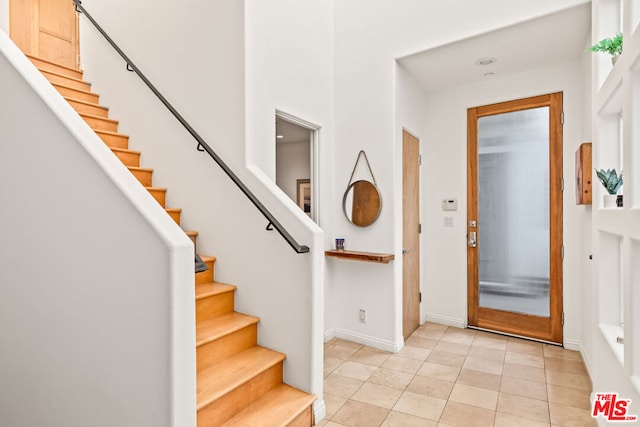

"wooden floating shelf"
[325, 250, 395, 264]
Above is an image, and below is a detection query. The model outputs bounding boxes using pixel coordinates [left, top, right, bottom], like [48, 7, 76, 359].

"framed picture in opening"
[297, 179, 311, 218]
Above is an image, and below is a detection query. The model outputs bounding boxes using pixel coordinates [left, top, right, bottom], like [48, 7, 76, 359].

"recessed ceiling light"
[484, 72, 495, 78]
[276, 135, 284, 139]
[475, 57, 497, 66]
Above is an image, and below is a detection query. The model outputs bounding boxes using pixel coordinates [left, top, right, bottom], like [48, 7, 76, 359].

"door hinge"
[561, 245, 564, 259]
[418, 154, 422, 166]
[561, 178, 564, 192]
[562, 312, 565, 325]
[561, 112, 565, 125]
[418, 223, 422, 234]
[419, 292, 422, 303]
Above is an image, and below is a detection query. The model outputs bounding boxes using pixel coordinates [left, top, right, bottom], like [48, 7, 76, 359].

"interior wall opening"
[275, 113, 319, 223]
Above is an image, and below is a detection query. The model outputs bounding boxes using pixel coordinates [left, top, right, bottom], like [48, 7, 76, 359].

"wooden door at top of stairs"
[10, 0, 79, 69]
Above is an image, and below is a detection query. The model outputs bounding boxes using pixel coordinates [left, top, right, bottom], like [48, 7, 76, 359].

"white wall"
[243, 1, 333, 418]
[422, 61, 587, 347]
[0, 0, 7, 33]
[77, 0, 330, 418]
[331, 0, 591, 350]
[0, 31, 195, 427]
[276, 140, 311, 203]
[245, 1, 334, 183]
[393, 64, 429, 343]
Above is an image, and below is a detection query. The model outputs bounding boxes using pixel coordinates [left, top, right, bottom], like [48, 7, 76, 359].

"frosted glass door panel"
[477, 107, 550, 317]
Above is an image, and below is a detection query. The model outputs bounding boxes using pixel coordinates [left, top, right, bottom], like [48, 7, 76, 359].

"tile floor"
[319, 323, 595, 426]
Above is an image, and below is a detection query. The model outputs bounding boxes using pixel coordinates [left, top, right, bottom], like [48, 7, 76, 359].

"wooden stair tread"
[95, 129, 130, 138]
[196, 312, 259, 347]
[127, 166, 153, 172]
[184, 230, 199, 244]
[27, 55, 83, 80]
[94, 130, 129, 149]
[197, 346, 286, 410]
[195, 255, 215, 285]
[195, 282, 234, 300]
[63, 96, 106, 109]
[222, 384, 315, 427]
[65, 97, 110, 118]
[79, 112, 118, 124]
[26, 54, 81, 73]
[51, 81, 95, 95]
[111, 147, 141, 155]
[165, 207, 182, 213]
[146, 187, 167, 207]
[39, 68, 89, 86]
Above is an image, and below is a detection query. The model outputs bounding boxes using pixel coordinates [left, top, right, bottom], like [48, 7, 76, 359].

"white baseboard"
[579, 341, 594, 384]
[324, 328, 401, 353]
[568, 339, 597, 410]
[563, 337, 581, 352]
[313, 398, 326, 424]
[424, 313, 466, 329]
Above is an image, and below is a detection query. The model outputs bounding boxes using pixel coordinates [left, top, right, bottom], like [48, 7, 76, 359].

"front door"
[403, 130, 420, 339]
[467, 93, 563, 343]
[10, 0, 80, 69]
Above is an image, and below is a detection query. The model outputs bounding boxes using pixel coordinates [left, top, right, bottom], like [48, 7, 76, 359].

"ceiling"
[398, 4, 591, 92]
[275, 117, 311, 144]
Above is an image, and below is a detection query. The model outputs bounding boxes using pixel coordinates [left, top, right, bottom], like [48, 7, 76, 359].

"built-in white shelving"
[593, 0, 640, 392]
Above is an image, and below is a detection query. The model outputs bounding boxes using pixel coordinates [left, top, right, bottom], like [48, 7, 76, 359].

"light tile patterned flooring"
[319, 323, 596, 426]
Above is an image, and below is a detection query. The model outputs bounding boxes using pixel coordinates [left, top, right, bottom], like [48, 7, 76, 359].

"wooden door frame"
[467, 92, 563, 343]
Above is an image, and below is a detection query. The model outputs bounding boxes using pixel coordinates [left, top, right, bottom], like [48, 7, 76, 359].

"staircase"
[28, 54, 315, 427]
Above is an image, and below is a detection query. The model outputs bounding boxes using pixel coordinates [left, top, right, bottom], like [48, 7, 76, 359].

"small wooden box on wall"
[575, 142, 592, 205]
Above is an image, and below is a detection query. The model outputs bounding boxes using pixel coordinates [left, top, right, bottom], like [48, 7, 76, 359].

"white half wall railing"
[0, 30, 195, 427]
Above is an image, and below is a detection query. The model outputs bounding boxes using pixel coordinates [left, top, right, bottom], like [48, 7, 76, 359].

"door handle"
[402, 248, 412, 254]
[468, 231, 477, 248]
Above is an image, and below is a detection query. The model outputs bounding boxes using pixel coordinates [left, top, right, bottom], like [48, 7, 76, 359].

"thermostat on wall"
[442, 198, 458, 211]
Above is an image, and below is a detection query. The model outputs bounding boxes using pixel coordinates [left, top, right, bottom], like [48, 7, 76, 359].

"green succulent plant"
[595, 168, 623, 195]
[589, 33, 623, 56]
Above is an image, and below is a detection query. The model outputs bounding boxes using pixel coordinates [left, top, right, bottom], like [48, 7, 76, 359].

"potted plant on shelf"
[595, 168, 623, 207]
[589, 33, 623, 64]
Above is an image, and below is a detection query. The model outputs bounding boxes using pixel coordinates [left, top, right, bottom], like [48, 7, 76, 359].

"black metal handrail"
[73, 0, 309, 254]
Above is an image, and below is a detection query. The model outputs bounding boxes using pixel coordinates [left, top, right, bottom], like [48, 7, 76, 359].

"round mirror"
[343, 180, 382, 227]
